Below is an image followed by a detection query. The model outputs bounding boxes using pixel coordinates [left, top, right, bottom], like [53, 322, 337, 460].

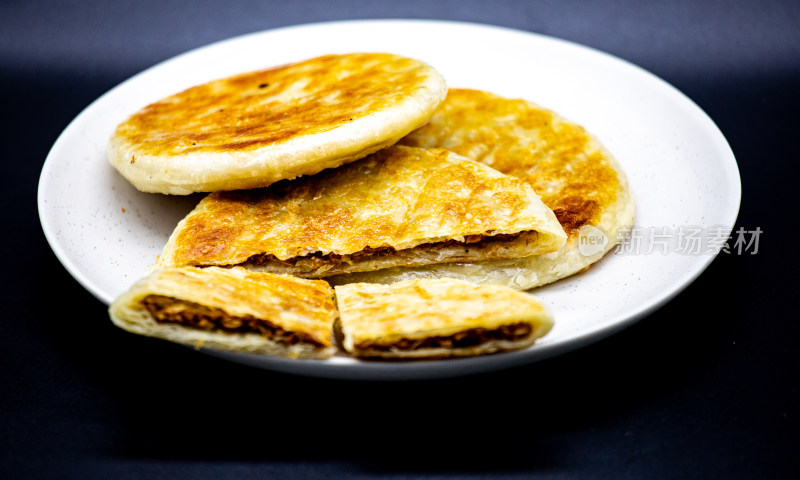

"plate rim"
[37, 19, 741, 380]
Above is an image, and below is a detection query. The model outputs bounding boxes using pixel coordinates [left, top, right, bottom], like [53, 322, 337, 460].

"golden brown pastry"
[332, 88, 634, 289]
[108, 266, 337, 359]
[109, 53, 447, 194]
[335, 278, 553, 359]
[157, 145, 567, 277]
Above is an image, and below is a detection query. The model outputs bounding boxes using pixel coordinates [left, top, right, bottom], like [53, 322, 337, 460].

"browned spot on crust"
[552, 197, 599, 237]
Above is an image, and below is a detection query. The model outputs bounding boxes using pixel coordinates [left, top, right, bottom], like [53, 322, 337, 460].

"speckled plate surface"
[38, 20, 740, 380]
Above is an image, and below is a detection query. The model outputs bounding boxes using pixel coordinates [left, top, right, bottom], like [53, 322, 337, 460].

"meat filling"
[355, 322, 533, 352]
[243, 233, 522, 269]
[141, 295, 324, 347]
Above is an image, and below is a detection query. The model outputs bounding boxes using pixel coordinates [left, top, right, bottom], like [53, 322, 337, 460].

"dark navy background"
[3, 1, 798, 478]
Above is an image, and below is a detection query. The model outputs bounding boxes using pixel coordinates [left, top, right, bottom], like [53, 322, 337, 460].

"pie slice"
[334, 278, 553, 359]
[158, 145, 567, 278]
[108, 266, 337, 359]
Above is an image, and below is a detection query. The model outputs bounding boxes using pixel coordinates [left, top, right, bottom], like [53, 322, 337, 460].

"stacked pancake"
[108, 53, 633, 361]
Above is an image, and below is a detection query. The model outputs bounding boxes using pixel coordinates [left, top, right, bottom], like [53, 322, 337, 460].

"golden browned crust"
[119, 54, 434, 156]
[158, 146, 567, 276]
[108, 266, 337, 359]
[109, 53, 447, 194]
[334, 279, 553, 359]
[400, 89, 623, 238]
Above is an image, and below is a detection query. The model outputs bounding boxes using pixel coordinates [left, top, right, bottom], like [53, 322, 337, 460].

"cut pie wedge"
[334, 278, 553, 359]
[109, 266, 338, 359]
[158, 145, 567, 277]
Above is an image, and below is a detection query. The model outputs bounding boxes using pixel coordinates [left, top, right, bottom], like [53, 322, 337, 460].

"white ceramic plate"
[38, 20, 739, 380]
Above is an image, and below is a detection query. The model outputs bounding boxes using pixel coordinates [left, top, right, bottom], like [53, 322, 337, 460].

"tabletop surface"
[3, 1, 799, 478]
